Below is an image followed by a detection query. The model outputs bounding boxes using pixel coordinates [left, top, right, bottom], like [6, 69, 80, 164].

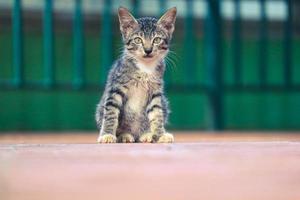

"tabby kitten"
[95, 7, 177, 143]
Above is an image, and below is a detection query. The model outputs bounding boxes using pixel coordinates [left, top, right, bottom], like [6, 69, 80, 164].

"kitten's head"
[118, 7, 177, 67]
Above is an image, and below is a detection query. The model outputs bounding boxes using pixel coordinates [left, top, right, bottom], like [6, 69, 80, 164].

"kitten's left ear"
[157, 7, 177, 36]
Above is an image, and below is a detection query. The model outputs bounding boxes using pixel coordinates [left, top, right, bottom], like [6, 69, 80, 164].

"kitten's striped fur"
[96, 7, 177, 143]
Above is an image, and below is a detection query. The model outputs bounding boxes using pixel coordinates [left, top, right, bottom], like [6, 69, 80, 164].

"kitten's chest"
[125, 75, 157, 111]
[124, 72, 161, 113]
[125, 81, 150, 113]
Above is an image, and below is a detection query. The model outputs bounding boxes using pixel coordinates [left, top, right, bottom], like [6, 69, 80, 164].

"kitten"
[95, 7, 177, 143]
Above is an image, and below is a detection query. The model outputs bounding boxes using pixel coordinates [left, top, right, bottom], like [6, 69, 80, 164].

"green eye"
[153, 37, 161, 44]
[134, 37, 142, 44]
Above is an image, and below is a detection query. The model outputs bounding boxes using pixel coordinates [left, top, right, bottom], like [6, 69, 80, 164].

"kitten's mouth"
[143, 54, 154, 58]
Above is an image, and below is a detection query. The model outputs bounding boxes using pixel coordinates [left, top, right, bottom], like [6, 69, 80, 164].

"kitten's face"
[118, 7, 177, 66]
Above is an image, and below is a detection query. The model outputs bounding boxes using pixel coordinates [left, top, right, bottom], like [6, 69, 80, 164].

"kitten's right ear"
[118, 7, 138, 38]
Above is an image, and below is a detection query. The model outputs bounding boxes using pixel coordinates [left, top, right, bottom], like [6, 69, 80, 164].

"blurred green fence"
[0, 0, 299, 131]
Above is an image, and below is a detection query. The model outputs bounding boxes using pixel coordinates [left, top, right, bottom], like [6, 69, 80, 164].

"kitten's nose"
[144, 48, 153, 55]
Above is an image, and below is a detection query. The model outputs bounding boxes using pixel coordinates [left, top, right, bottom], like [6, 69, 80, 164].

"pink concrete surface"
[1, 133, 300, 200]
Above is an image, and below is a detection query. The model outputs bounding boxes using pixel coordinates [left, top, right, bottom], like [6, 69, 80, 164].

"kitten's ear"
[118, 7, 138, 38]
[157, 7, 177, 36]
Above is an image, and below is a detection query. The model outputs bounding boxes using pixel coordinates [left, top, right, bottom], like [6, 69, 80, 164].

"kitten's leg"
[97, 87, 126, 143]
[117, 133, 135, 143]
[139, 92, 174, 143]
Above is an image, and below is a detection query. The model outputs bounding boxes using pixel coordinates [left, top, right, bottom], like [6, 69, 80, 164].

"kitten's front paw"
[157, 133, 174, 143]
[97, 134, 117, 143]
[117, 133, 135, 143]
[139, 132, 158, 143]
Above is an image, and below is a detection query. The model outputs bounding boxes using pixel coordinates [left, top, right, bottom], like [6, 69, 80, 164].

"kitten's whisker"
[167, 51, 179, 63]
[168, 50, 179, 59]
[167, 54, 179, 64]
[165, 56, 177, 71]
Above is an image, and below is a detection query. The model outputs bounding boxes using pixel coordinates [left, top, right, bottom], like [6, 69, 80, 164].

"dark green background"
[1, 31, 300, 131]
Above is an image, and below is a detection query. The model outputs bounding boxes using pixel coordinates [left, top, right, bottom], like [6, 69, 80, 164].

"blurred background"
[0, 0, 299, 132]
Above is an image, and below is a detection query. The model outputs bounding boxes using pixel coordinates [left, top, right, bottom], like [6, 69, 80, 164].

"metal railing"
[0, 0, 297, 130]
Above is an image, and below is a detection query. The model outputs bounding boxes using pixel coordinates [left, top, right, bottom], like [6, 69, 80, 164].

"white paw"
[97, 134, 117, 143]
[139, 132, 157, 143]
[117, 133, 135, 143]
[157, 133, 174, 143]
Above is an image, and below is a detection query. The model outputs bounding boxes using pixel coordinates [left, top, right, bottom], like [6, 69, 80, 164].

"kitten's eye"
[153, 37, 161, 44]
[134, 37, 142, 44]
